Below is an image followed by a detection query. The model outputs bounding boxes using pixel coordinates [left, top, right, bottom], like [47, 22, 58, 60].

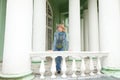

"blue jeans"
[54, 48, 64, 71]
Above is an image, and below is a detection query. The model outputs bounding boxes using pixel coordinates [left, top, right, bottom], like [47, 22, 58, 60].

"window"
[46, 1, 53, 50]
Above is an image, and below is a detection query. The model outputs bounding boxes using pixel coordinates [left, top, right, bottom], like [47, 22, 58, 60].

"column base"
[0, 71, 35, 80]
[102, 67, 120, 78]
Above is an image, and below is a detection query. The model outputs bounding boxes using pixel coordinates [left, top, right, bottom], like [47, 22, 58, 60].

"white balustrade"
[72, 57, 77, 77]
[81, 57, 86, 76]
[90, 57, 94, 75]
[97, 57, 102, 74]
[30, 51, 108, 79]
[39, 58, 45, 79]
[61, 56, 67, 78]
[51, 56, 56, 78]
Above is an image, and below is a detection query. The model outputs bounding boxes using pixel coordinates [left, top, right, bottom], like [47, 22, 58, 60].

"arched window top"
[46, 1, 53, 17]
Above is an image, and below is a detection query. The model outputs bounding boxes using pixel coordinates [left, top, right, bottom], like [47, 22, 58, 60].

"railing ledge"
[30, 51, 109, 57]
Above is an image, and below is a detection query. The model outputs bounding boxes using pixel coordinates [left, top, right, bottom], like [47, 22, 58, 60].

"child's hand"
[48, 50, 53, 52]
[68, 49, 72, 53]
[69, 49, 72, 51]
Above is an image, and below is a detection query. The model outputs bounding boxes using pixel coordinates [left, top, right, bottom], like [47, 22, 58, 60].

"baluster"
[51, 56, 56, 78]
[90, 57, 94, 75]
[72, 57, 77, 77]
[81, 57, 85, 76]
[97, 57, 102, 74]
[72, 57, 77, 78]
[39, 58, 45, 79]
[61, 56, 67, 78]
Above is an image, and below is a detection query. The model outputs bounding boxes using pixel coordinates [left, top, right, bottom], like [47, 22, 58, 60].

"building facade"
[0, 0, 120, 79]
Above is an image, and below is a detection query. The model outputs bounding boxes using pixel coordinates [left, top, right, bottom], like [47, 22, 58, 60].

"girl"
[52, 24, 68, 74]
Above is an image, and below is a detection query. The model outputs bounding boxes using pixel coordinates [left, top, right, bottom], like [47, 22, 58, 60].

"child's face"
[57, 27, 63, 32]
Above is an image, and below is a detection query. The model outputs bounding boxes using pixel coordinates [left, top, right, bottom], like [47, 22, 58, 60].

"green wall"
[0, 0, 7, 61]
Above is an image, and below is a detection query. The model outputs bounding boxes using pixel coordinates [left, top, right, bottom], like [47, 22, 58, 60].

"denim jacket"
[52, 31, 68, 51]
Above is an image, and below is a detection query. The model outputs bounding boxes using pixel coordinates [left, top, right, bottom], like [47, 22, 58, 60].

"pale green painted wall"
[0, 0, 6, 61]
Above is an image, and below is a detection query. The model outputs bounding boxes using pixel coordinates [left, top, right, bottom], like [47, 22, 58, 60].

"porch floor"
[33, 75, 119, 80]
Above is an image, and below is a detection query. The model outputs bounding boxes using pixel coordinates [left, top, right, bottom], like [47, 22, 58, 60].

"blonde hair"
[56, 24, 66, 32]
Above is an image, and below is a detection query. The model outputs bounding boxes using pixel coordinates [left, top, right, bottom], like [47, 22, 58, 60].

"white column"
[88, 0, 99, 51]
[99, 0, 120, 69]
[33, 0, 46, 51]
[81, 18, 85, 51]
[69, 0, 81, 51]
[2, 0, 33, 74]
[83, 10, 89, 51]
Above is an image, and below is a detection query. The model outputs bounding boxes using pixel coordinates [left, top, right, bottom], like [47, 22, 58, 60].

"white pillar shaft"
[81, 19, 85, 51]
[88, 0, 99, 51]
[99, 0, 120, 68]
[83, 10, 89, 51]
[33, 0, 46, 51]
[2, 0, 33, 74]
[69, 0, 81, 51]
